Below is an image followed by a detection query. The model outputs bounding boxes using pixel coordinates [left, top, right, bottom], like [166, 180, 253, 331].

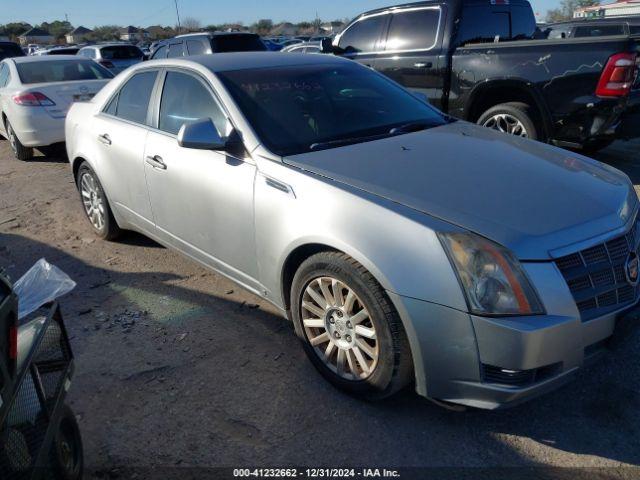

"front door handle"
[98, 133, 111, 145]
[414, 62, 433, 69]
[145, 155, 167, 170]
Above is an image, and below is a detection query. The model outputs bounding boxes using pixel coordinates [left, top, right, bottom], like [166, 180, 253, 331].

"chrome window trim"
[337, 5, 442, 56]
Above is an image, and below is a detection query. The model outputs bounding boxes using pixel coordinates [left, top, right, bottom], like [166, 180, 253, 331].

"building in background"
[17, 27, 53, 46]
[574, 0, 640, 18]
[118, 26, 149, 42]
[65, 26, 93, 44]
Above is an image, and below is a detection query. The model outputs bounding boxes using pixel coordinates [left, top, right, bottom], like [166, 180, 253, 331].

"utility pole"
[174, 0, 181, 32]
[65, 13, 69, 23]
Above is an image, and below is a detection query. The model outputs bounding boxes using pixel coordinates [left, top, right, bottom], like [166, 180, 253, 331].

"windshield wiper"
[389, 121, 439, 135]
[309, 133, 389, 151]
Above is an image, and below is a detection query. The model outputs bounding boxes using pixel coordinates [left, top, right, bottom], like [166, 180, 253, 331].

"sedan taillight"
[13, 91, 56, 106]
[596, 52, 638, 98]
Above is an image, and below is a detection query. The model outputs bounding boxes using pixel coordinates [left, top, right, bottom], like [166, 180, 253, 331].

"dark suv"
[151, 32, 267, 59]
[0, 41, 24, 61]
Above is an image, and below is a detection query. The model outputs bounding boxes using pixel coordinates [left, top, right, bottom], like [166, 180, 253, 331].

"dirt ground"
[1, 137, 639, 477]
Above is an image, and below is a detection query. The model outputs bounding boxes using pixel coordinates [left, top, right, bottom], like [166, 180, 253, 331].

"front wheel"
[291, 251, 413, 400]
[477, 102, 540, 141]
[76, 162, 121, 240]
[5, 119, 33, 160]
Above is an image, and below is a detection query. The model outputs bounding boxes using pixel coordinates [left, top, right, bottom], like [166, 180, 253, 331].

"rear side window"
[158, 71, 226, 135]
[385, 8, 440, 51]
[510, 5, 536, 40]
[108, 71, 157, 124]
[211, 35, 267, 52]
[16, 60, 113, 84]
[100, 45, 143, 60]
[167, 42, 184, 58]
[338, 15, 387, 53]
[186, 40, 206, 55]
[152, 45, 167, 59]
[573, 25, 625, 37]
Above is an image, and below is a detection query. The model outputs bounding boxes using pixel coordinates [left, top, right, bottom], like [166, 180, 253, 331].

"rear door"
[336, 13, 389, 68]
[91, 69, 159, 230]
[374, 6, 446, 108]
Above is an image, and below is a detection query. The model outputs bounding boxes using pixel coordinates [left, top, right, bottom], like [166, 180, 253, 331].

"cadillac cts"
[65, 53, 639, 409]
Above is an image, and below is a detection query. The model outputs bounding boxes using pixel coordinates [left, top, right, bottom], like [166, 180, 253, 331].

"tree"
[1, 22, 31, 41]
[545, 0, 600, 22]
[37, 20, 73, 43]
[90, 25, 121, 42]
[182, 17, 201, 32]
[252, 19, 273, 35]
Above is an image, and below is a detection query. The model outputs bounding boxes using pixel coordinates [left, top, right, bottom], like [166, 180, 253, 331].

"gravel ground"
[0, 138, 639, 477]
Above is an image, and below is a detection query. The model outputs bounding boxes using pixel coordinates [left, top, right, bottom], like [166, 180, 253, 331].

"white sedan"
[0, 55, 113, 160]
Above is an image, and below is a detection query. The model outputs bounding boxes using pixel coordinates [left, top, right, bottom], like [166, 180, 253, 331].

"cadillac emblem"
[625, 251, 639, 286]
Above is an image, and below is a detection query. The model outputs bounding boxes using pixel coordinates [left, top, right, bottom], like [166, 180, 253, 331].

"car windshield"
[16, 60, 114, 84]
[218, 63, 448, 156]
[0, 43, 24, 60]
[212, 35, 267, 52]
[100, 45, 143, 60]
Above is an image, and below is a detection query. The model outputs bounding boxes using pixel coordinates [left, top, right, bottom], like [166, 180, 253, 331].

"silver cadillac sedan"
[65, 53, 639, 409]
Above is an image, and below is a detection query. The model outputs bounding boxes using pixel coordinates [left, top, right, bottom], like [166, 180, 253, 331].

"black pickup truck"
[324, 0, 640, 152]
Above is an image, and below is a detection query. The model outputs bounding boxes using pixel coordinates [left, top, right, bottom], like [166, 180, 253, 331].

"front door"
[143, 70, 260, 290]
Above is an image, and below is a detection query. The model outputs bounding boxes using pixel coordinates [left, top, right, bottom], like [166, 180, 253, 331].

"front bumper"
[387, 260, 639, 410]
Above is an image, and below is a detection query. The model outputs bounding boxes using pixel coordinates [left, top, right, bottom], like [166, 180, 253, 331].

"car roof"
[175, 31, 259, 39]
[147, 52, 349, 73]
[10, 55, 88, 64]
[83, 43, 140, 49]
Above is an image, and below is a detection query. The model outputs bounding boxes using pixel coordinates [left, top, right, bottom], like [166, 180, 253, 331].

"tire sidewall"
[291, 254, 396, 396]
[76, 163, 111, 238]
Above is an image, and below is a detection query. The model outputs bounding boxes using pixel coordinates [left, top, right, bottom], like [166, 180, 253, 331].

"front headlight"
[438, 232, 544, 316]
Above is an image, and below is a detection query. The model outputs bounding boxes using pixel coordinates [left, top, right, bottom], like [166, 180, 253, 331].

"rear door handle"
[145, 155, 167, 170]
[414, 62, 433, 69]
[98, 133, 111, 145]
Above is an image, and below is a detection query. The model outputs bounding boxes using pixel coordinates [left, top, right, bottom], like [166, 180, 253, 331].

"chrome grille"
[554, 220, 640, 322]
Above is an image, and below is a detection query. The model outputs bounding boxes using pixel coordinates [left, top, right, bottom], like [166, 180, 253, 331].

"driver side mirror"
[178, 118, 228, 150]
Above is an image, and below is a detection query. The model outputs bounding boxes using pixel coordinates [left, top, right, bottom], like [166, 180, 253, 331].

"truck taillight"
[13, 91, 56, 106]
[596, 53, 638, 98]
[9, 325, 17, 360]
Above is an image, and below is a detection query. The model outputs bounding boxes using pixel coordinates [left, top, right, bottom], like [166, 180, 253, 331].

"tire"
[5, 119, 33, 160]
[477, 102, 540, 141]
[291, 251, 413, 400]
[76, 162, 121, 240]
[49, 405, 83, 480]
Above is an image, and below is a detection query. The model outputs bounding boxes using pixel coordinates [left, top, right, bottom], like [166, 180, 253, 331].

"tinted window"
[338, 15, 387, 53]
[100, 45, 143, 60]
[152, 45, 167, 59]
[159, 72, 226, 135]
[16, 60, 113, 84]
[167, 42, 184, 58]
[218, 63, 446, 156]
[631, 26, 640, 34]
[186, 40, 206, 55]
[573, 25, 625, 37]
[385, 8, 440, 51]
[112, 71, 157, 124]
[79, 48, 96, 59]
[105, 92, 118, 115]
[511, 5, 536, 40]
[211, 35, 267, 53]
[456, 7, 510, 45]
[547, 27, 569, 39]
[0, 64, 9, 87]
[0, 43, 24, 60]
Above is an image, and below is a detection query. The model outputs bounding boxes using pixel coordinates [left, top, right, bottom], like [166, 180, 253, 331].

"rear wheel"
[291, 251, 412, 400]
[76, 162, 121, 240]
[5, 119, 33, 160]
[50, 405, 83, 480]
[477, 102, 540, 141]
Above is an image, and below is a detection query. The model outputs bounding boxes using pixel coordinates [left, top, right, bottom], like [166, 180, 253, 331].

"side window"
[0, 64, 8, 87]
[158, 71, 226, 135]
[338, 15, 387, 53]
[456, 7, 510, 45]
[167, 42, 184, 58]
[186, 40, 206, 55]
[109, 71, 157, 124]
[385, 8, 440, 51]
[104, 92, 119, 115]
[152, 45, 167, 59]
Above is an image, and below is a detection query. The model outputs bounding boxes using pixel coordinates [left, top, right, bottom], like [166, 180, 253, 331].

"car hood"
[284, 122, 636, 260]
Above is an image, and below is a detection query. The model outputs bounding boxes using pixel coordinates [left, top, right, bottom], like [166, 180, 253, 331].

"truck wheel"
[5, 119, 33, 160]
[76, 162, 121, 240]
[291, 251, 413, 400]
[478, 102, 539, 141]
[50, 405, 83, 480]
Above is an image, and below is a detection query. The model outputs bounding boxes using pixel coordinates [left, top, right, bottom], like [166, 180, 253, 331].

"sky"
[0, 0, 560, 27]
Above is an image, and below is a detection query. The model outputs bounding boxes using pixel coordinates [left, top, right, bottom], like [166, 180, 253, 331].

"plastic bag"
[13, 258, 76, 320]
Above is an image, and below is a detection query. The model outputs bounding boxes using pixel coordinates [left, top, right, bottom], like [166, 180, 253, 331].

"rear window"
[16, 60, 113, 84]
[573, 24, 625, 37]
[211, 35, 267, 53]
[0, 43, 25, 61]
[100, 45, 143, 60]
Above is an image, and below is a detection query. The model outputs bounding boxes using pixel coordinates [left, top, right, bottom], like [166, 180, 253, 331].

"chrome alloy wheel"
[80, 172, 105, 231]
[482, 113, 528, 137]
[301, 277, 379, 380]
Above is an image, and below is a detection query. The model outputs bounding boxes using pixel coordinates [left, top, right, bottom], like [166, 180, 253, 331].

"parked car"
[0, 55, 113, 160]
[262, 38, 284, 51]
[77, 43, 145, 74]
[34, 46, 80, 56]
[150, 32, 267, 59]
[0, 41, 25, 61]
[323, 0, 640, 152]
[544, 15, 640, 39]
[66, 53, 640, 409]
[281, 42, 322, 54]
